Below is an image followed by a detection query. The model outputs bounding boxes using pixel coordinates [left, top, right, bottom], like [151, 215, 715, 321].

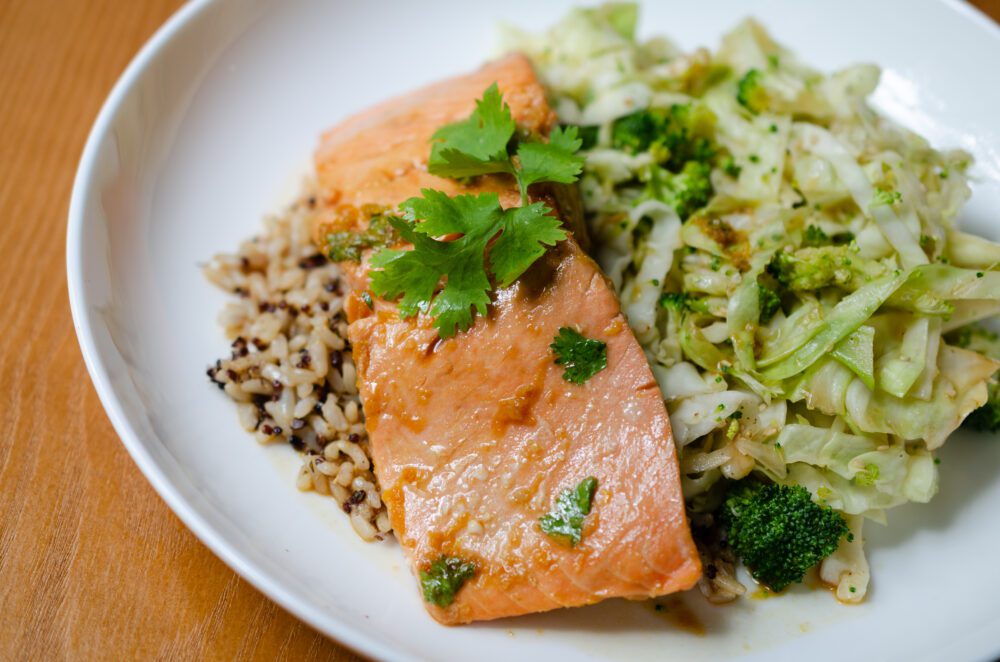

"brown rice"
[203, 185, 390, 541]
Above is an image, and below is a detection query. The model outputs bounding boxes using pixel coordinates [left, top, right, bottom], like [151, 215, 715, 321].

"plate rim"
[64, 1, 1000, 661]
[64, 1, 403, 659]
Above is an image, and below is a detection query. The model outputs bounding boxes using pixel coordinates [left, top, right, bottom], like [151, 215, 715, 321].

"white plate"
[67, 1, 1000, 660]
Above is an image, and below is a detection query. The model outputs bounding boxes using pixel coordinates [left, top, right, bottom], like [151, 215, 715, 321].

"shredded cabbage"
[503, 3, 1000, 600]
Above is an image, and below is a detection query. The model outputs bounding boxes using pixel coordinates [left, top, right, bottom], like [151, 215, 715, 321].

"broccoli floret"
[802, 224, 855, 248]
[659, 291, 710, 314]
[720, 481, 849, 592]
[736, 69, 767, 114]
[611, 110, 661, 153]
[573, 124, 600, 151]
[757, 283, 781, 323]
[767, 246, 855, 291]
[946, 325, 1000, 433]
[611, 104, 716, 170]
[802, 224, 829, 246]
[640, 161, 713, 220]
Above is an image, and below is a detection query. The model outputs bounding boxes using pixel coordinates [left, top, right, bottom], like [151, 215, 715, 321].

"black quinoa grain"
[290, 418, 306, 431]
[348, 433, 360, 443]
[319, 301, 329, 312]
[349, 490, 366, 505]
[330, 350, 343, 371]
[324, 281, 337, 293]
[298, 254, 328, 270]
[289, 435, 304, 451]
[226, 369, 238, 382]
[296, 351, 311, 369]
[261, 424, 274, 435]
[272, 426, 283, 435]
[705, 564, 718, 580]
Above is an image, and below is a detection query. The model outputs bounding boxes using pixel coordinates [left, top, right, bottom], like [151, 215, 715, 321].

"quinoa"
[203, 184, 390, 541]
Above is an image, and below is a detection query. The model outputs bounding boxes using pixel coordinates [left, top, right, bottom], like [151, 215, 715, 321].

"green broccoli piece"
[571, 124, 600, 150]
[946, 325, 1000, 433]
[611, 110, 662, 154]
[802, 224, 855, 248]
[767, 246, 854, 291]
[720, 481, 849, 592]
[660, 104, 716, 169]
[659, 291, 710, 314]
[611, 104, 716, 170]
[802, 225, 829, 246]
[757, 283, 781, 324]
[736, 69, 767, 114]
[640, 161, 713, 220]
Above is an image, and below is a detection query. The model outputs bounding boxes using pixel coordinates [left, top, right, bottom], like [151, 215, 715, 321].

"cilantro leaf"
[420, 556, 476, 607]
[400, 189, 501, 239]
[326, 214, 399, 262]
[550, 327, 607, 384]
[489, 202, 567, 287]
[428, 83, 516, 179]
[515, 125, 585, 199]
[539, 477, 599, 546]
[370, 86, 584, 337]
[370, 193, 568, 338]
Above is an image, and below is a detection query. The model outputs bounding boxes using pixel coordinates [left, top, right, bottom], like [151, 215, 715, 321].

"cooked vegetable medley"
[502, 4, 1000, 600]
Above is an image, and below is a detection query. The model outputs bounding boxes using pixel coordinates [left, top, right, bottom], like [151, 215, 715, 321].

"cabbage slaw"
[501, 4, 1000, 602]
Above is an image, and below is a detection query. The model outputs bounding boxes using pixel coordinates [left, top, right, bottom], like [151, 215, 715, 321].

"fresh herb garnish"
[370, 191, 566, 338]
[539, 477, 599, 546]
[327, 214, 399, 262]
[427, 83, 584, 203]
[550, 327, 607, 384]
[368, 85, 584, 337]
[419, 555, 476, 607]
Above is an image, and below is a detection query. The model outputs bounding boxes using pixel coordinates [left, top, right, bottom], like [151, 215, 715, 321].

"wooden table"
[1, 1, 997, 659]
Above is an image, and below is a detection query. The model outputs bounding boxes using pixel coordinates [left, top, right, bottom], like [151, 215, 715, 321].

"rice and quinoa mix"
[203, 186, 390, 541]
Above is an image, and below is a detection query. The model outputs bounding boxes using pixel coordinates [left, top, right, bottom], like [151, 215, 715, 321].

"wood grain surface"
[0, 1, 997, 660]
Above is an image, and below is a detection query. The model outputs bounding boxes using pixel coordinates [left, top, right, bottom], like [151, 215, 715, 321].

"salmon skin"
[313, 54, 701, 624]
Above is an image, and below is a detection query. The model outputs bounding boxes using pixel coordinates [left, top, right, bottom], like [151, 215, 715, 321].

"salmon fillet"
[312, 54, 700, 624]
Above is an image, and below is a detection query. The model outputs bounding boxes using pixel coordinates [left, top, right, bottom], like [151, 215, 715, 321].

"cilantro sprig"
[539, 477, 599, 546]
[370, 191, 565, 337]
[551, 327, 608, 384]
[428, 83, 584, 203]
[368, 85, 585, 338]
[419, 555, 476, 607]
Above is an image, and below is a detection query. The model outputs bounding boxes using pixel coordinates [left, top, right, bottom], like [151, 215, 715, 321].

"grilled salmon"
[312, 54, 700, 624]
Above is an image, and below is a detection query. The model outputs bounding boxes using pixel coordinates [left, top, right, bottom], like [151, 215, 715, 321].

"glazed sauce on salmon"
[312, 54, 701, 624]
